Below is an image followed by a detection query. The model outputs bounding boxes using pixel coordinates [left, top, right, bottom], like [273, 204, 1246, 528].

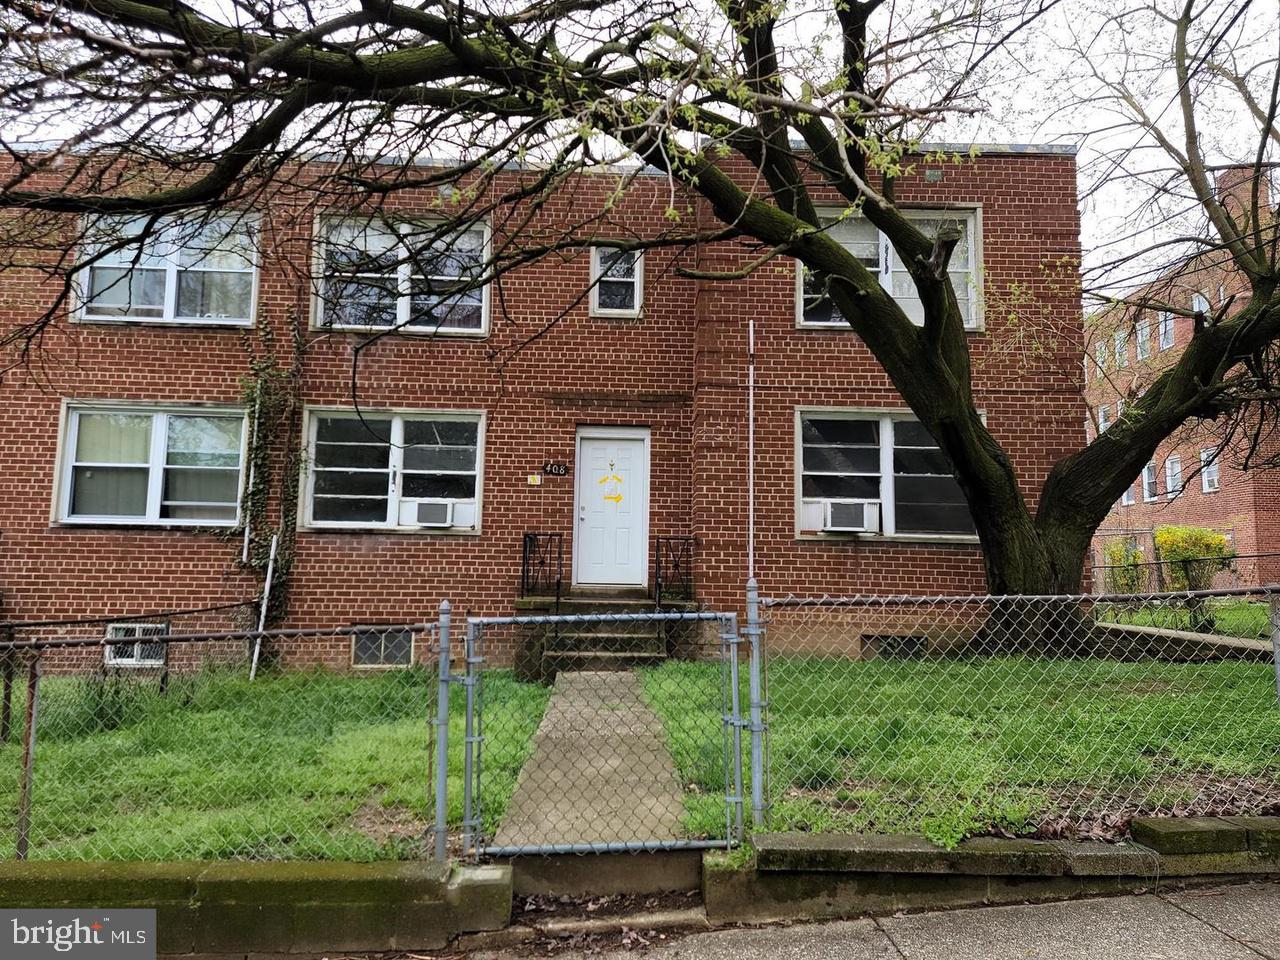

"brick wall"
[0, 149, 1084, 667]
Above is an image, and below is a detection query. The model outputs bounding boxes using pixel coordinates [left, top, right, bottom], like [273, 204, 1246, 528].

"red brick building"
[1085, 167, 1280, 585]
[0, 144, 1084, 667]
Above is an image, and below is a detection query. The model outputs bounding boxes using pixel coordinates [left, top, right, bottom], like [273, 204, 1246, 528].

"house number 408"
[542, 461, 569, 476]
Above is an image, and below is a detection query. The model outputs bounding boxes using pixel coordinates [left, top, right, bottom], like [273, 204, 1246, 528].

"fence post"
[462, 620, 478, 859]
[15, 657, 41, 861]
[745, 578, 766, 830]
[433, 601, 452, 862]
[1270, 595, 1280, 706]
[723, 614, 744, 842]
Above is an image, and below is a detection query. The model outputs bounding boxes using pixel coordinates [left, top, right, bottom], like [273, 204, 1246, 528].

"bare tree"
[0, 0, 1275, 596]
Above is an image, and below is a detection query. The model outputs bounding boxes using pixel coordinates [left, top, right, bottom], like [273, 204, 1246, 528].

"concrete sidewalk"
[480, 882, 1280, 958]
[491, 671, 685, 848]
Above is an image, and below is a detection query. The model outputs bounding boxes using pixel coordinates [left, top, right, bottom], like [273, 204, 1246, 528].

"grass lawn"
[0, 667, 549, 860]
[1095, 599, 1272, 640]
[642, 655, 1280, 848]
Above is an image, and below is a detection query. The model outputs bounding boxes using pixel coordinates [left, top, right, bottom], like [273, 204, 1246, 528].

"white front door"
[574, 429, 649, 587]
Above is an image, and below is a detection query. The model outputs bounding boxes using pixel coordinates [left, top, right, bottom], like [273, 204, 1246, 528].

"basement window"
[352, 627, 414, 668]
[105, 623, 168, 668]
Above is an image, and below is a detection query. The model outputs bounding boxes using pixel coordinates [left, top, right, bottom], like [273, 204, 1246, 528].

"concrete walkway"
[480, 882, 1280, 958]
[492, 671, 685, 848]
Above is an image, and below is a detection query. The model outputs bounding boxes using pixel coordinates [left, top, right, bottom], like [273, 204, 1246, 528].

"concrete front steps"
[513, 593, 699, 679]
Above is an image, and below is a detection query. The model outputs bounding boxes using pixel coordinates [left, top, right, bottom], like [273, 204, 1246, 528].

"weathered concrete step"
[1130, 815, 1280, 855]
[552, 621, 663, 639]
[754, 832, 1067, 876]
[543, 651, 667, 671]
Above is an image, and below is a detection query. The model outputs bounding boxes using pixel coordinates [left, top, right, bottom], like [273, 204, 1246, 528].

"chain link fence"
[1091, 551, 1280, 595]
[760, 586, 1280, 846]
[0, 615, 442, 861]
[463, 610, 745, 856]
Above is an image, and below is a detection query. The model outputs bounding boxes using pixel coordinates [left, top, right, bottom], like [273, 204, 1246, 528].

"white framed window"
[1113, 329, 1128, 367]
[104, 623, 168, 667]
[59, 406, 246, 526]
[76, 214, 257, 325]
[1142, 461, 1159, 501]
[1200, 449, 1220, 493]
[1164, 454, 1183, 498]
[1157, 311, 1175, 350]
[304, 410, 483, 531]
[797, 208, 981, 329]
[589, 246, 643, 317]
[1097, 405, 1110, 432]
[316, 218, 488, 335]
[352, 626, 414, 668]
[1094, 341, 1107, 378]
[1191, 292, 1211, 317]
[796, 411, 975, 538]
[1135, 316, 1150, 360]
[1120, 483, 1135, 506]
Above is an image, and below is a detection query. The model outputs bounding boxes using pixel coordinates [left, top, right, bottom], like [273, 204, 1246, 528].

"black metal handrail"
[654, 536, 696, 607]
[520, 532, 564, 603]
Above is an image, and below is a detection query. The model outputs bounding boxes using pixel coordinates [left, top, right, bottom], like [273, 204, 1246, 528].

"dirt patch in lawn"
[349, 796, 432, 845]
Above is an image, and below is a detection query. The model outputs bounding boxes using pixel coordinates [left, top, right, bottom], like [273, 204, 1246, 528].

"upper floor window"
[77, 214, 257, 325]
[797, 411, 975, 538]
[798, 209, 981, 330]
[1142, 462, 1158, 501]
[1164, 454, 1183, 498]
[1119, 483, 1135, 507]
[1191, 292, 1211, 317]
[304, 410, 482, 531]
[590, 247, 643, 317]
[59, 406, 246, 526]
[316, 219, 488, 335]
[1135, 316, 1151, 360]
[1094, 341, 1107, 378]
[1200, 449, 1220, 493]
[1113, 329, 1128, 367]
[1097, 405, 1110, 432]
[1157, 311, 1175, 350]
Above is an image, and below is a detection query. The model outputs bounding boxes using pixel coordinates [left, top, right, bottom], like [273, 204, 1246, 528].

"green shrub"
[1154, 525, 1233, 591]
[1103, 539, 1146, 593]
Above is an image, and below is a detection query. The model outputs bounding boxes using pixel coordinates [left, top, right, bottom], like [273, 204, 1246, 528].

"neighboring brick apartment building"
[1085, 166, 1280, 586]
[0, 144, 1084, 667]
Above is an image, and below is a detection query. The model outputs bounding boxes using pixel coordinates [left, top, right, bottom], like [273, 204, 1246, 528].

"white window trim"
[793, 406, 981, 543]
[55, 402, 248, 528]
[1165, 454, 1183, 499]
[1142, 462, 1159, 502]
[1120, 484, 1135, 506]
[311, 216, 492, 338]
[73, 214, 259, 328]
[350, 626, 415, 670]
[1200, 449, 1221, 493]
[300, 406, 486, 534]
[1157, 311, 1175, 350]
[1113, 329, 1128, 367]
[104, 622, 168, 668]
[794, 206, 984, 332]
[1097, 405, 1110, 432]
[1135, 316, 1151, 361]
[589, 245, 644, 318]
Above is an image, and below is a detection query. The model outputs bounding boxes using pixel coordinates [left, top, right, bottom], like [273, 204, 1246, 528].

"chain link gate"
[439, 606, 764, 858]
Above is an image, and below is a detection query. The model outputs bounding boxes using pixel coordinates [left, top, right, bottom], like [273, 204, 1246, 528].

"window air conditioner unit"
[399, 499, 453, 527]
[824, 500, 880, 533]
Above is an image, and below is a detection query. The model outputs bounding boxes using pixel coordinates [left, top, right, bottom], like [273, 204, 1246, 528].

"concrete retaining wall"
[0, 860, 512, 956]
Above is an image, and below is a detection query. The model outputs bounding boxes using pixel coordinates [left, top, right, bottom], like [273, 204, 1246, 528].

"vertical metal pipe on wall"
[433, 601, 452, 862]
